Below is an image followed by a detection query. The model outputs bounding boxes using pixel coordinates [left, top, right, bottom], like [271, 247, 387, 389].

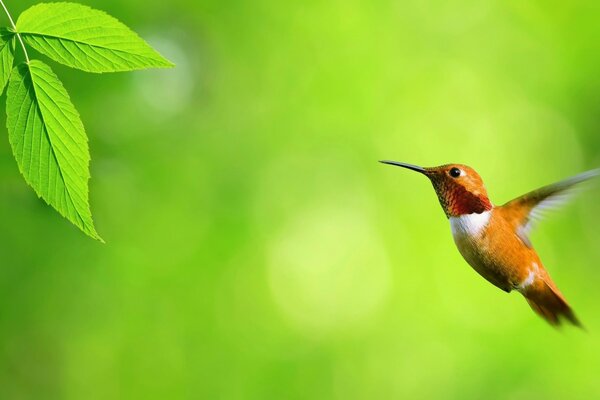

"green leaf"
[6, 60, 102, 241]
[16, 2, 173, 73]
[0, 28, 15, 94]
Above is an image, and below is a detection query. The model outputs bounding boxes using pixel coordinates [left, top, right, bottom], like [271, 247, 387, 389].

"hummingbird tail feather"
[523, 281, 581, 328]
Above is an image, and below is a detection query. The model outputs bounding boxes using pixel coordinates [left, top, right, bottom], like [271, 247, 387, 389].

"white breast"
[449, 210, 492, 238]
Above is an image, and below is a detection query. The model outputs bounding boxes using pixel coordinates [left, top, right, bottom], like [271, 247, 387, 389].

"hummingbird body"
[450, 207, 574, 325]
[381, 161, 599, 327]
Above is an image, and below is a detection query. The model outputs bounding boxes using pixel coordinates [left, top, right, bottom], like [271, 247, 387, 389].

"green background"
[1, 0, 600, 398]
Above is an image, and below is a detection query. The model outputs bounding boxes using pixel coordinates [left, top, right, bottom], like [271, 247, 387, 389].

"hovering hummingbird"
[381, 161, 599, 327]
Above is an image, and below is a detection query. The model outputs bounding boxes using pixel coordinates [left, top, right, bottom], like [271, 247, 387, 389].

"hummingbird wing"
[501, 168, 600, 246]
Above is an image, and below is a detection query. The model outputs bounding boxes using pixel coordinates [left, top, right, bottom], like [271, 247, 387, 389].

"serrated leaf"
[16, 2, 173, 73]
[0, 28, 15, 94]
[6, 60, 102, 240]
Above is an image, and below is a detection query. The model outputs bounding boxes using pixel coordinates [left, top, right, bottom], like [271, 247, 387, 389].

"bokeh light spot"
[132, 35, 193, 118]
[268, 202, 392, 337]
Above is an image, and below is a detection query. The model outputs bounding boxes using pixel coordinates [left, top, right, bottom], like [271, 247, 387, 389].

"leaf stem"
[0, 0, 29, 63]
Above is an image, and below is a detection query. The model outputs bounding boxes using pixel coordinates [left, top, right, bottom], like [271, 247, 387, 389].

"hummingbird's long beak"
[379, 160, 427, 174]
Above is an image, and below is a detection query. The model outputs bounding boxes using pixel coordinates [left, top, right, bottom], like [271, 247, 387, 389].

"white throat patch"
[450, 210, 492, 238]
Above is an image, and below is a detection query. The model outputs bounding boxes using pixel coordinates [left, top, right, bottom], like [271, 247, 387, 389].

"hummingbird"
[380, 160, 599, 327]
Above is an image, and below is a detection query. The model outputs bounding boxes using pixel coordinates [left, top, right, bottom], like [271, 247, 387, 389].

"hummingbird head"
[380, 161, 493, 218]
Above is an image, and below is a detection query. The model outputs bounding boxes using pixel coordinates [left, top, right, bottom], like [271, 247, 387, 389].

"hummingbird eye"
[449, 167, 462, 178]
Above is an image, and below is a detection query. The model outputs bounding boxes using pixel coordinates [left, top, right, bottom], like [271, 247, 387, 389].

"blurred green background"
[1, 0, 600, 398]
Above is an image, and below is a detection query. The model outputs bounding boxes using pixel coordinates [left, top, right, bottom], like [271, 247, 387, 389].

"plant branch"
[0, 0, 29, 63]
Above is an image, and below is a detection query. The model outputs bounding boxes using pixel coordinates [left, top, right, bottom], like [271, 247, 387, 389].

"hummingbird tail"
[523, 280, 582, 328]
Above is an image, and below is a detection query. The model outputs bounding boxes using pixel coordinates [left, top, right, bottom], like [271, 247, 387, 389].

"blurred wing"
[502, 169, 600, 245]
